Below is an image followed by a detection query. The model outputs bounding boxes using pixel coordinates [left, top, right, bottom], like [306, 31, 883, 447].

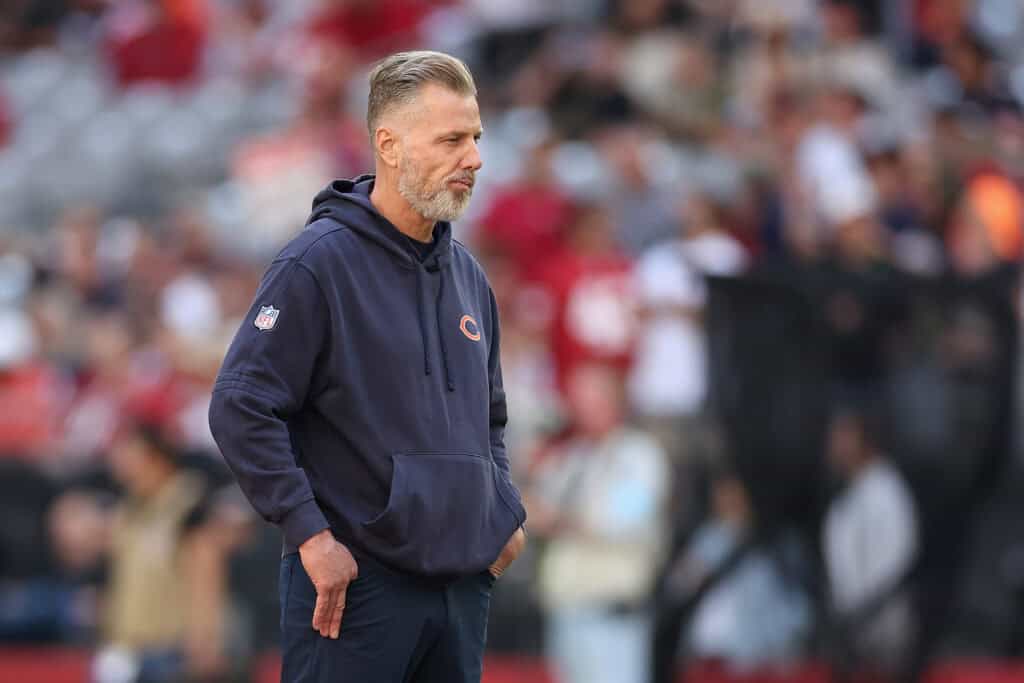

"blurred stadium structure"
[3, 1, 1024, 682]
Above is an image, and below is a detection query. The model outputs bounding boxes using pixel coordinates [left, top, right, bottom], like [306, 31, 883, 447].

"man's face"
[392, 84, 483, 222]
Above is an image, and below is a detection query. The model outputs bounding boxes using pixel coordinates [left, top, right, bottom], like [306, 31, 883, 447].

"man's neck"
[369, 176, 435, 243]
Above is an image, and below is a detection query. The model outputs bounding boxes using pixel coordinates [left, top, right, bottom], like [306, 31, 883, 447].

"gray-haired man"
[209, 51, 527, 682]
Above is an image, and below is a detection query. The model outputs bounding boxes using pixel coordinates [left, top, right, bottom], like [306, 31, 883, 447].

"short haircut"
[366, 50, 477, 137]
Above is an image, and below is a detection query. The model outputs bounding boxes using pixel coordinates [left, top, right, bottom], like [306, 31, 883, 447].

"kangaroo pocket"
[362, 451, 523, 576]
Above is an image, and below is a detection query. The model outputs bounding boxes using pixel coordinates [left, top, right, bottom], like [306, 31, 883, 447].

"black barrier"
[703, 263, 1019, 677]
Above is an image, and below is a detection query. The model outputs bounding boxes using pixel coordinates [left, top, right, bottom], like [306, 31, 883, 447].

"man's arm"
[208, 257, 356, 639]
[208, 258, 330, 547]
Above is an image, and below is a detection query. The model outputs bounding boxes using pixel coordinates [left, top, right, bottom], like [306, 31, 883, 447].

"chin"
[431, 192, 472, 222]
[435, 208, 468, 222]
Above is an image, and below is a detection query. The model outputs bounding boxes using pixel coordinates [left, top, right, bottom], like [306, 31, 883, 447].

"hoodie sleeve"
[208, 257, 331, 549]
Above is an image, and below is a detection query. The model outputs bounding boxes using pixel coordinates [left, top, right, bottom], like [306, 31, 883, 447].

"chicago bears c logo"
[459, 315, 481, 341]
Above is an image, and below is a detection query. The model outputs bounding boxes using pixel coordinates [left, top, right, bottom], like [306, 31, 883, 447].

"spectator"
[598, 124, 679, 254]
[95, 421, 232, 683]
[225, 40, 370, 253]
[205, 0, 298, 82]
[104, 0, 209, 88]
[910, 0, 970, 69]
[307, 0, 430, 60]
[863, 142, 946, 274]
[668, 470, 811, 668]
[823, 405, 919, 676]
[527, 363, 670, 683]
[43, 487, 110, 643]
[728, 5, 816, 130]
[475, 138, 575, 282]
[534, 202, 636, 394]
[947, 171, 1024, 277]
[621, 34, 724, 143]
[812, 0, 899, 112]
[545, 30, 636, 139]
[628, 191, 747, 448]
[0, 309, 60, 459]
[0, 458, 62, 642]
[0, 0, 74, 52]
[59, 309, 140, 464]
[938, 32, 1008, 114]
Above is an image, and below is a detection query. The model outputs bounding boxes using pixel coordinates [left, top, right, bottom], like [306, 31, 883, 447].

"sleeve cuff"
[280, 499, 330, 550]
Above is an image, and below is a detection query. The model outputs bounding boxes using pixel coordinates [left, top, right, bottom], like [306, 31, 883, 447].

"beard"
[397, 155, 474, 222]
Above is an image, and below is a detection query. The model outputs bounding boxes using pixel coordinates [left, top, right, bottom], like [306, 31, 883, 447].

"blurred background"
[2, 0, 1024, 682]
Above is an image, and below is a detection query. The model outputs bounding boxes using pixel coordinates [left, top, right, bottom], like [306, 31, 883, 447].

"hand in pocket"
[488, 526, 526, 578]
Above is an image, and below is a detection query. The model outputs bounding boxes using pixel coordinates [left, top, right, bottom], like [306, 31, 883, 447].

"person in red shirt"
[0, 309, 61, 459]
[104, 0, 209, 87]
[476, 139, 576, 282]
[535, 202, 636, 394]
[308, 0, 432, 60]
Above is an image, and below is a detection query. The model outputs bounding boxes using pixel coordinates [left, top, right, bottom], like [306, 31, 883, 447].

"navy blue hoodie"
[208, 175, 526, 578]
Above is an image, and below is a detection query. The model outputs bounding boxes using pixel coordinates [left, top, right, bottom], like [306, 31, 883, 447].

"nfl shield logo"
[254, 305, 279, 331]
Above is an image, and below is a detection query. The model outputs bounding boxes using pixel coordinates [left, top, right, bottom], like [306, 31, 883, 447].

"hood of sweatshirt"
[308, 176, 458, 391]
[307, 175, 453, 270]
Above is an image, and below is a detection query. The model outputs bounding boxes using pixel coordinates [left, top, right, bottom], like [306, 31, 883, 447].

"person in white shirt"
[527, 363, 670, 683]
[629, 193, 747, 422]
[823, 406, 918, 674]
[680, 472, 811, 667]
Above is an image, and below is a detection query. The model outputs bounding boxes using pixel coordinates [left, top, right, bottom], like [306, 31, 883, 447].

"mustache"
[447, 173, 475, 187]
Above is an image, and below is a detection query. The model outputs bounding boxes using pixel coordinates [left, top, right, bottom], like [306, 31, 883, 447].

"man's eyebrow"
[437, 129, 484, 139]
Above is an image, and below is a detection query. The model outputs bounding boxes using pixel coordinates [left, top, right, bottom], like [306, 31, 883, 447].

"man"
[209, 51, 527, 683]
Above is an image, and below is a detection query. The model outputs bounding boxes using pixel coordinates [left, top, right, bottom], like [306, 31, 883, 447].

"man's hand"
[488, 526, 527, 579]
[298, 530, 358, 639]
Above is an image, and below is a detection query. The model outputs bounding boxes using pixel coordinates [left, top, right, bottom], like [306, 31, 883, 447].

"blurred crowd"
[2, 1, 1024, 682]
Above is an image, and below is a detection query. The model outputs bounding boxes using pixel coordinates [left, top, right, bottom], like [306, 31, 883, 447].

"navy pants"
[279, 552, 494, 683]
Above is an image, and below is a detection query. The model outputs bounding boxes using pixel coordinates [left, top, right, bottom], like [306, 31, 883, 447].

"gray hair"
[367, 50, 477, 137]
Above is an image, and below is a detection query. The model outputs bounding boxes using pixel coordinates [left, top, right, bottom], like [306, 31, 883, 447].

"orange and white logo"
[459, 315, 481, 341]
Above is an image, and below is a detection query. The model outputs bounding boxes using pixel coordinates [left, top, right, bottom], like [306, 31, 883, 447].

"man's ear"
[375, 126, 399, 169]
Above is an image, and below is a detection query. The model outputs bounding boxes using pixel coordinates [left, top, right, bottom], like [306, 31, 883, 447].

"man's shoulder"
[450, 238, 490, 284]
[274, 218, 358, 270]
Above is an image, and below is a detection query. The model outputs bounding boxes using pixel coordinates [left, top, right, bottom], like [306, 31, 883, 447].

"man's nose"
[462, 140, 482, 172]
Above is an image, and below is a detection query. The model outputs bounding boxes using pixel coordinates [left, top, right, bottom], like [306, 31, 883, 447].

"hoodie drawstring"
[416, 261, 455, 392]
[307, 177, 456, 390]
[415, 267, 432, 377]
[433, 270, 455, 392]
